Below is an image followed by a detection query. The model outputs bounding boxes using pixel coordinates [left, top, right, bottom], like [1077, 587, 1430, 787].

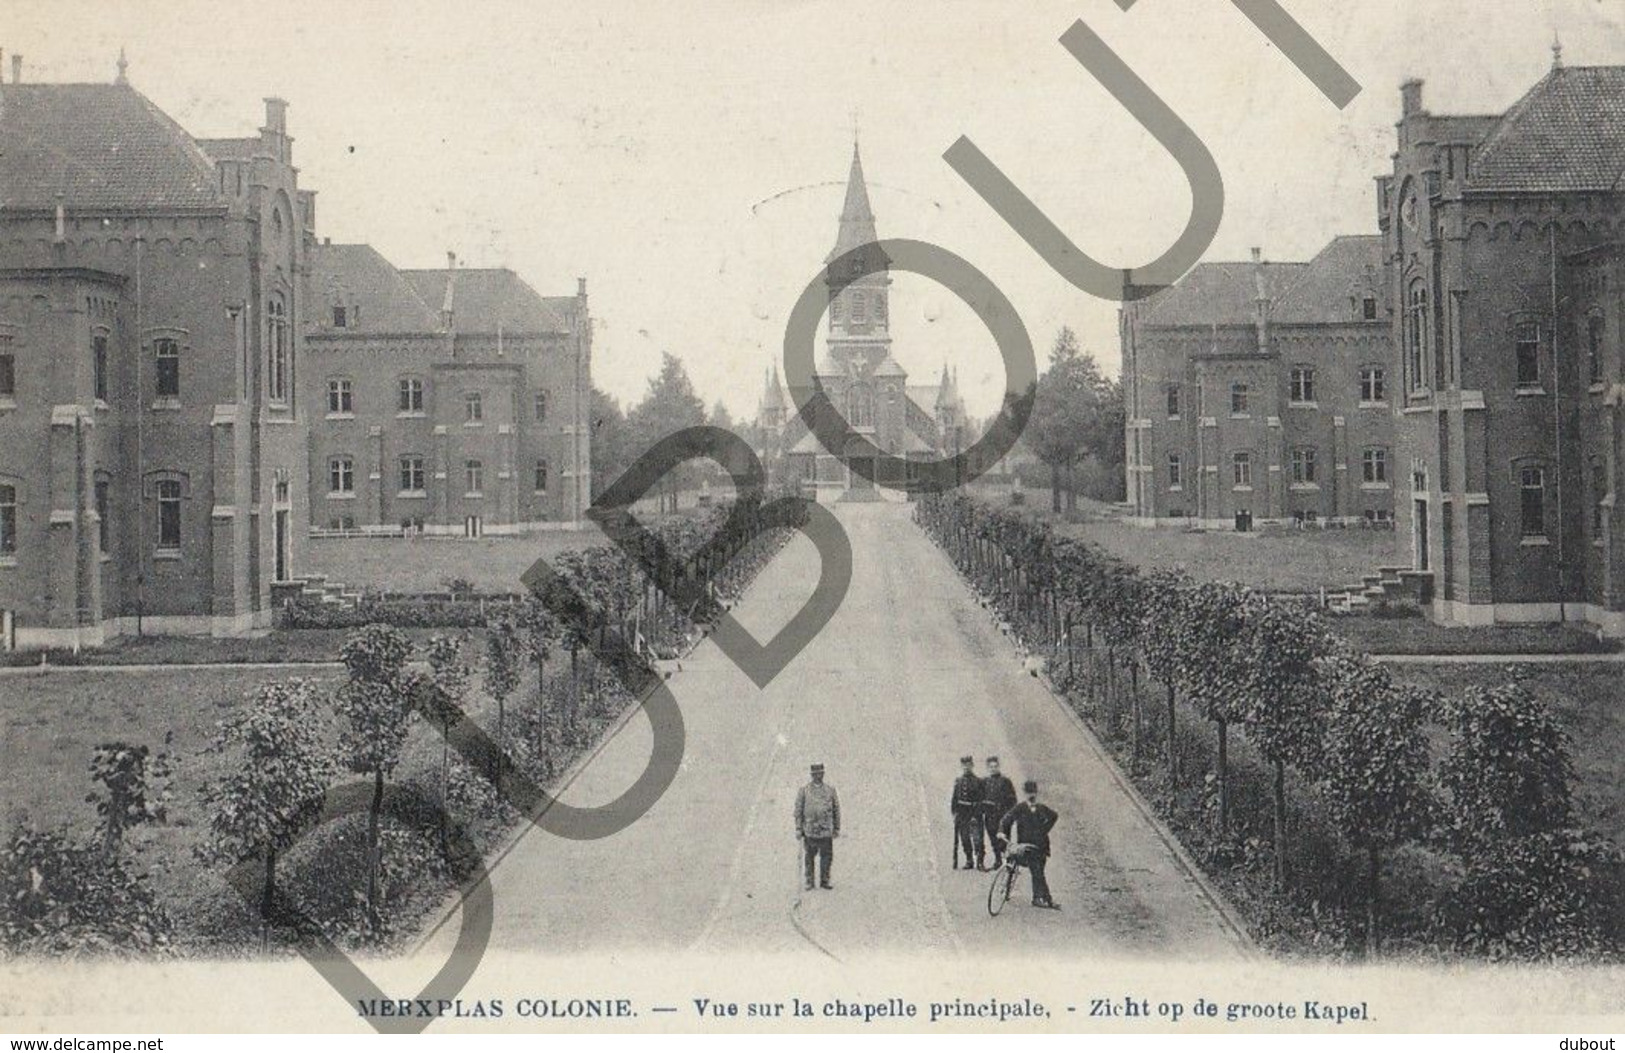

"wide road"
[420, 502, 1249, 962]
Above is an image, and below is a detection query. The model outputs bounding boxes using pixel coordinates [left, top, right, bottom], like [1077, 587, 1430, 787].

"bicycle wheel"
[987, 864, 1016, 917]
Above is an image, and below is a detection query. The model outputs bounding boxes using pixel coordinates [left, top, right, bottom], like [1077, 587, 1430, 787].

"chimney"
[1251, 246, 1270, 355]
[1400, 78, 1424, 118]
[440, 251, 458, 330]
[53, 193, 65, 244]
[263, 97, 288, 133]
[576, 276, 587, 298]
[11, 54, 20, 84]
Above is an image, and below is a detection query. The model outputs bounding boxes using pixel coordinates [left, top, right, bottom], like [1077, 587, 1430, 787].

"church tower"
[825, 140, 893, 378]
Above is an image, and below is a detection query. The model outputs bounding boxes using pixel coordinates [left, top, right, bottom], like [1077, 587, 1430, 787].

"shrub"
[1438, 830, 1620, 960]
[0, 826, 172, 956]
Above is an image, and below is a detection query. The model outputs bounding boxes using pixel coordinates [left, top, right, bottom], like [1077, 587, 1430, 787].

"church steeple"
[828, 139, 879, 263]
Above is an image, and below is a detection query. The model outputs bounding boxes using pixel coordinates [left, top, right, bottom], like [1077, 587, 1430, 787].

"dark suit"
[981, 773, 1018, 866]
[999, 801, 1059, 905]
[950, 772, 985, 868]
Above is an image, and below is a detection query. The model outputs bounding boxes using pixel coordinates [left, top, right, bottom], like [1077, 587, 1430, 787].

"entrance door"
[1414, 499, 1430, 572]
[274, 509, 290, 582]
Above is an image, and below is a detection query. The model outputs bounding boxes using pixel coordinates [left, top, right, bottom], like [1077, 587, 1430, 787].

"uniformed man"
[997, 779, 1060, 909]
[950, 755, 986, 871]
[794, 762, 840, 891]
[980, 755, 1018, 869]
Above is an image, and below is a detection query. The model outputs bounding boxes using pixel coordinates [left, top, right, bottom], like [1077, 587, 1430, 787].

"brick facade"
[1122, 238, 1394, 530]
[0, 78, 311, 648]
[1379, 67, 1625, 634]
[304, 246, 591, 536]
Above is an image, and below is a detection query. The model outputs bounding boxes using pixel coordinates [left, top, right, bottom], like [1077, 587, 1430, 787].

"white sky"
[9, 0, 1625, 420]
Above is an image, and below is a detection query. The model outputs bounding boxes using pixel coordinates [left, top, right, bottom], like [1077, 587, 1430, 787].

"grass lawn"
[305, 532, 604, 594]
[968, 483, 1403, 592]
[1339, 617, 1621, 655]
[1389, 663, 1625, 847]
[0, 657, 523, 947]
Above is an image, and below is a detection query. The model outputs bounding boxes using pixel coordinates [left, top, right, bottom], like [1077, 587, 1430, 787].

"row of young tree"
[915, 492, 1619, 959]
[1, 496, 804, 955]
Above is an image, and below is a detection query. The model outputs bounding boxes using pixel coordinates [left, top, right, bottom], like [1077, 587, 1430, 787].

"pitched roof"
[308, 243, 440, 335]
[400, 268, 569, 335]
[1133, 260, 1304, 328]
[0, 83, 224, 211]
[1271, 235, 1382, 323]
[196, 137, 259, 161]
[1470, 66, 1625, 192]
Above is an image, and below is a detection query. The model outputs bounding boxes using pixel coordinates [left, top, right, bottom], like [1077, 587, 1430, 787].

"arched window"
[1514, 319, 1541, 388]
[534, 389, 549, 422]
[1518, 461, 1547, 539]
[156, 480, 182, 551]
[851, 384, 874, 427]
[465, 460, 484, 495]
[155, 337, 180, 398]
[268, 294, 289, 402]
[464, 392, 483, 424]
[1406, 280, 1429, 392]
[1229, 382, 1249, 416]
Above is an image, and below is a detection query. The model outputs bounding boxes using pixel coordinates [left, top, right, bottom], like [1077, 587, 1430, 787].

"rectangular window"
[401, 516, 424, 534]
[1292, 447, 1318, 485]
[1593, 458, 1609, 536]
[0, 347, 15, 397]
[95, 479, 110, 554]
[1230, 383, 1249, 415]
[93, 334, 108, 402]
[1362, 447, 1388, 484]
[464, 392, 483, 423]
[1589, 315, 1606, 385]
[157, 480, 181, 551]
[328, 514, 356, 532]
[398, 377, 424, 413]
[1165, 385, 1180, 418]
[399, 456, 425, 493]
[327, 378, 353, 414]
[534, 459, 549, 493]
[1360, 365, 1386, 403]
[1515, 321, 1541, 388]
[154, 337, 180, 398]
[332, 305, 348, 328]
[329, 457, 354, 495]
[0, 483, 14, 555]
[1167, 452, 1182, 489]
[1362, 296, 1378, 321]
[1290, 366, 1315, 403]
[268, 298, 289, 402]
[465, 459, 484, 494]
[1520, 465, 1546, 538]
[1232, 452, 1252, 488]
[535, 390, 549, 422]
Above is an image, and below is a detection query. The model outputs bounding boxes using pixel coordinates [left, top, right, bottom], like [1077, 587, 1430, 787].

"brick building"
[1122, 236, 1394, 529]
[0, 57, 311, 649]
[1379, 59, 1625, 633]
[304, 244, 590, 536]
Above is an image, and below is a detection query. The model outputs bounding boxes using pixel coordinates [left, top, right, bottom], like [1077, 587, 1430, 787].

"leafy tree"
[422, 633, 472, 846]
[588, 386, 630, 500]
[483, 609, 524, 782]
[334, 623, 418, 933]
[1440, 678, 1574, 847]
[1233, 596, 1331, 889]
[518, 596, 558, 772]
[627, 352, 706, 513]
[1177, 580, 1251, 835]
[709, 400, 736, 434]
[199, 679, 333, 944]
[1316, 653, 1435, 952]
[1023, 327, 1113, 512]
[86, 741, 170, 861]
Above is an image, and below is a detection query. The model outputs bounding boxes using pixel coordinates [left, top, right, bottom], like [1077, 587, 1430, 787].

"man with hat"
[950, 755, 986, 870]
[997, 779, 1060, 909]
[795, 762, 840, 891]
[980, 756, 1018, 870]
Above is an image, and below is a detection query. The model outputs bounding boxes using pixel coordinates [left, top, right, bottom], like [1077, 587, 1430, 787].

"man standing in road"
[981, 755, 1018, 870]
[795, 762, 840, 891]
[998, 779, 1060, 910]
[950, 755, 986, 870]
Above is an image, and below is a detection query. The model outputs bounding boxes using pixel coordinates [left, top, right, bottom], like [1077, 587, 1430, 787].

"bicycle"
[987, 842, 1036, 917]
